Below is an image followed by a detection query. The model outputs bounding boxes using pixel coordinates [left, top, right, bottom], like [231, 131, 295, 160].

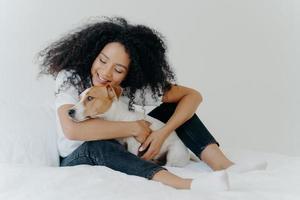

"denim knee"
[60, 139, 166, 180]
[148, 102, 219, 158]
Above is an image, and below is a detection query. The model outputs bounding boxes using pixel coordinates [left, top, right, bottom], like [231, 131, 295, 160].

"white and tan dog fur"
[68, 84, 197, 167]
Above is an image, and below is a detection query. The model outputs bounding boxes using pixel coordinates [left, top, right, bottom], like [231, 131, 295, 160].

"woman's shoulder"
[56, 69, 81, 86]
[56, 69, 79, 81]
[55, 69, 82, 94]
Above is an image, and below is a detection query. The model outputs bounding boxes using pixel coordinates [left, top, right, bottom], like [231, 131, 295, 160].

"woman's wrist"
[160, 125, 174, 138]
[127, 121, 139, 136]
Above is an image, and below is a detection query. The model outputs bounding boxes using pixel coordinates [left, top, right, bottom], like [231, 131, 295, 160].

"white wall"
[0, 0, 299, 156]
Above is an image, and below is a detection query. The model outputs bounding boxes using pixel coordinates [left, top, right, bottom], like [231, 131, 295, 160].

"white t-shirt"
[55, 70, 163, 157]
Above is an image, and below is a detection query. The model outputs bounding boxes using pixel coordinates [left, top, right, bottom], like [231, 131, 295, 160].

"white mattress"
[0, 148, 299, 200]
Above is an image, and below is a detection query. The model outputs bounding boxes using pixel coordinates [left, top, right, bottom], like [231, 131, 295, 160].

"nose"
[101, 65, 113, 78]
[68, 109, 75, 118]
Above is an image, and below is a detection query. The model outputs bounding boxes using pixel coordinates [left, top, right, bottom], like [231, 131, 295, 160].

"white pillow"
[0, 99, 59, 166]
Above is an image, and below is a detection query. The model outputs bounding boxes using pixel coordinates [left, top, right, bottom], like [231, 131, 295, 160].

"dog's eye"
[87, 96, 94, 101]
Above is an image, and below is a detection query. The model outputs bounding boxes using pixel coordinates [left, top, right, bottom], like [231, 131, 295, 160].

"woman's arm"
[159, 84, 203, 137]
[57, 104, 149, 141]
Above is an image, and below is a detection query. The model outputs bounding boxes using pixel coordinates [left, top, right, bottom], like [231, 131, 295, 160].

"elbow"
[193, 90, 203, 104]
[62, 123, 78, 140]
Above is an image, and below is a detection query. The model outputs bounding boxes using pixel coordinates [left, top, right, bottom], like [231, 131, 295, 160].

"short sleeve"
[55, 70, 80, 110]
[120, 86, 163, 106]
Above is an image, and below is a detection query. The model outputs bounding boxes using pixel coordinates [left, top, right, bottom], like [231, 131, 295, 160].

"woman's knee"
[86, 140, 124, 154]
[69, 140, 124, 165]
[148, 102, 177, 123]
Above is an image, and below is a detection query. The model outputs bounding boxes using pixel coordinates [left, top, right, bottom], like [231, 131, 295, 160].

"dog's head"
[68, 84, 122, 122]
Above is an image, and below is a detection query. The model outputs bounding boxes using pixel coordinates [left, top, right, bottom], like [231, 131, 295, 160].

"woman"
[38, 17, 265, 191]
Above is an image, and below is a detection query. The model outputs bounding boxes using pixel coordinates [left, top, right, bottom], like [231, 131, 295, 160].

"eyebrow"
[100, 53, 128, 70]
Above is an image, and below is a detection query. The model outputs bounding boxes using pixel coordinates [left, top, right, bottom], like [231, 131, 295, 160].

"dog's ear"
[80, 88, 91, 100]
[106, 84, 123, 100]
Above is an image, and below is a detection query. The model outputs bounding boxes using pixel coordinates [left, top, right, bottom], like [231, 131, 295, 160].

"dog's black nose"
[68, 109, 75, 117]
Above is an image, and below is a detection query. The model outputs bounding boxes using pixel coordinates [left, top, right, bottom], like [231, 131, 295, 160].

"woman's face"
[91, 42, 130, 87]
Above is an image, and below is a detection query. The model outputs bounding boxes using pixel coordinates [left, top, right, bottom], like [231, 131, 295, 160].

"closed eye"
[115, 69, 123, 73]
[98, 57, 106, 64]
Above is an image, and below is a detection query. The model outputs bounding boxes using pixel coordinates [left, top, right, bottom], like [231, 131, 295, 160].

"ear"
[80, 88, 91, 99]
[106, 84, 123, 100]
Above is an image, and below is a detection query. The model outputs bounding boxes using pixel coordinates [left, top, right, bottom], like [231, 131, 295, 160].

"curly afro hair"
[37, 16, 177, 111]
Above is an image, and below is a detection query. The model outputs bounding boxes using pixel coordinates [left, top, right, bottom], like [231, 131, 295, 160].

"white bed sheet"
[1, 148, 299, 200]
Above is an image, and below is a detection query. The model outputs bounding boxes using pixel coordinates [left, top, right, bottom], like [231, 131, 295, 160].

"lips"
[95, 73, 110, 84]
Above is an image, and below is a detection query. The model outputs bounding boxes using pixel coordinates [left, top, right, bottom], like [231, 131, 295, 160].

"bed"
[0, 100, 299, 200]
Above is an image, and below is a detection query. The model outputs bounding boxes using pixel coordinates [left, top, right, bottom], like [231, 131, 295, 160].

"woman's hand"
[132, 120, 152, 143]
[139, 129, 168, 161]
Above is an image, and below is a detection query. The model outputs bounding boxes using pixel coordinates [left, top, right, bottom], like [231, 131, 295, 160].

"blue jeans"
[60, 102, 219, 180]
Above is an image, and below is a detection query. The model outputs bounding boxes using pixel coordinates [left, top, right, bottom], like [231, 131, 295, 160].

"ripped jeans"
[60, 102, 219, 180]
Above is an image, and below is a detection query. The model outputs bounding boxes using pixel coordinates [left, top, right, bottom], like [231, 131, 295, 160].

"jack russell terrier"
[68, 84, 198, 167]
